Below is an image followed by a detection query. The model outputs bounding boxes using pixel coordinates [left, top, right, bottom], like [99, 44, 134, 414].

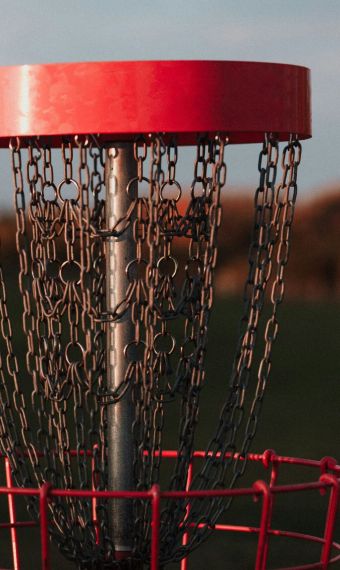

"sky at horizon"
[0, 0, 339, 207]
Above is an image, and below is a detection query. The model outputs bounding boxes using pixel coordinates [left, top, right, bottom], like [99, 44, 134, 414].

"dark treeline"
[197, 189, 340, 299]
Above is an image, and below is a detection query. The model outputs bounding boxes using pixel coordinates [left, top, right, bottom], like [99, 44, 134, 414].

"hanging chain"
[234, 137, 301, 473]
[174, 136, 302, 560]
[0, 133, 301, 568]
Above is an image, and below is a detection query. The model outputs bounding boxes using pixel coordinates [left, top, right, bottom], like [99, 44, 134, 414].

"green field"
[0, 293, 340, 569]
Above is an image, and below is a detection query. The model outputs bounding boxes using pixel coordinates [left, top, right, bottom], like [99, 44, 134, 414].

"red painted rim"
[0, 60, 311, 146]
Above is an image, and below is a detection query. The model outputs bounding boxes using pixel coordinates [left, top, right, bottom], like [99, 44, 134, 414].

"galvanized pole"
[105, 143, 136, 557]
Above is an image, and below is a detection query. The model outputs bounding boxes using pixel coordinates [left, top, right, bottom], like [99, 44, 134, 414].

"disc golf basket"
[0, 60, 337, 570]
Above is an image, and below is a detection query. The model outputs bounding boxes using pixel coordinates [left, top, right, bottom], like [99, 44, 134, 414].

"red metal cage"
[1, 450, 340, 570]
[0, 60, 320, 570]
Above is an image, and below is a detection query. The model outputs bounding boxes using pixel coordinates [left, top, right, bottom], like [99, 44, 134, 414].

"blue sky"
[0, 0, 339, 206]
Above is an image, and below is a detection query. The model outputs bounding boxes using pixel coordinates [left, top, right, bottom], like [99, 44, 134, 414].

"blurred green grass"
[0, 289, 340, 569]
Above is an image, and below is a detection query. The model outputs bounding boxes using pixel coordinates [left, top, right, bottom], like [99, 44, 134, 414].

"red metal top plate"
[0, 60, 311, 146]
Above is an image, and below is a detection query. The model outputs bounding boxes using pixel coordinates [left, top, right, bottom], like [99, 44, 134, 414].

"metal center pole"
[105, 143, 136, 558]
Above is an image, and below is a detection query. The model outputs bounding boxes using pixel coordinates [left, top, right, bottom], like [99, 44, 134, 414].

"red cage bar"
[1, 450, 339, 570]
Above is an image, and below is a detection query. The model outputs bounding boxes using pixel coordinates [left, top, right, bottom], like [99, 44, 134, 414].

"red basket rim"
[0, 61, 311, 146]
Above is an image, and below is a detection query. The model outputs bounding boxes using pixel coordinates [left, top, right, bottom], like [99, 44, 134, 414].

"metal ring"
[57, 179, 80, 203]
[60, 260, 81, 285]
[74, 134, 89, 147]
[124, 341, 146, 363]
[9, 136, 20, 151]
[65, 342, 85, 366]
[157, 255, 178, 278]
[126, 176, 149, 200]
[153, 332, 176, 355]
[126, 259, 148, 282]
[160, 180, 182, 202]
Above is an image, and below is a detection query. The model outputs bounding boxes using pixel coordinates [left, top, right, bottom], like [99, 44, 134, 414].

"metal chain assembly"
[0, 133, 301, 568]
[173, 136, 302, 561]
